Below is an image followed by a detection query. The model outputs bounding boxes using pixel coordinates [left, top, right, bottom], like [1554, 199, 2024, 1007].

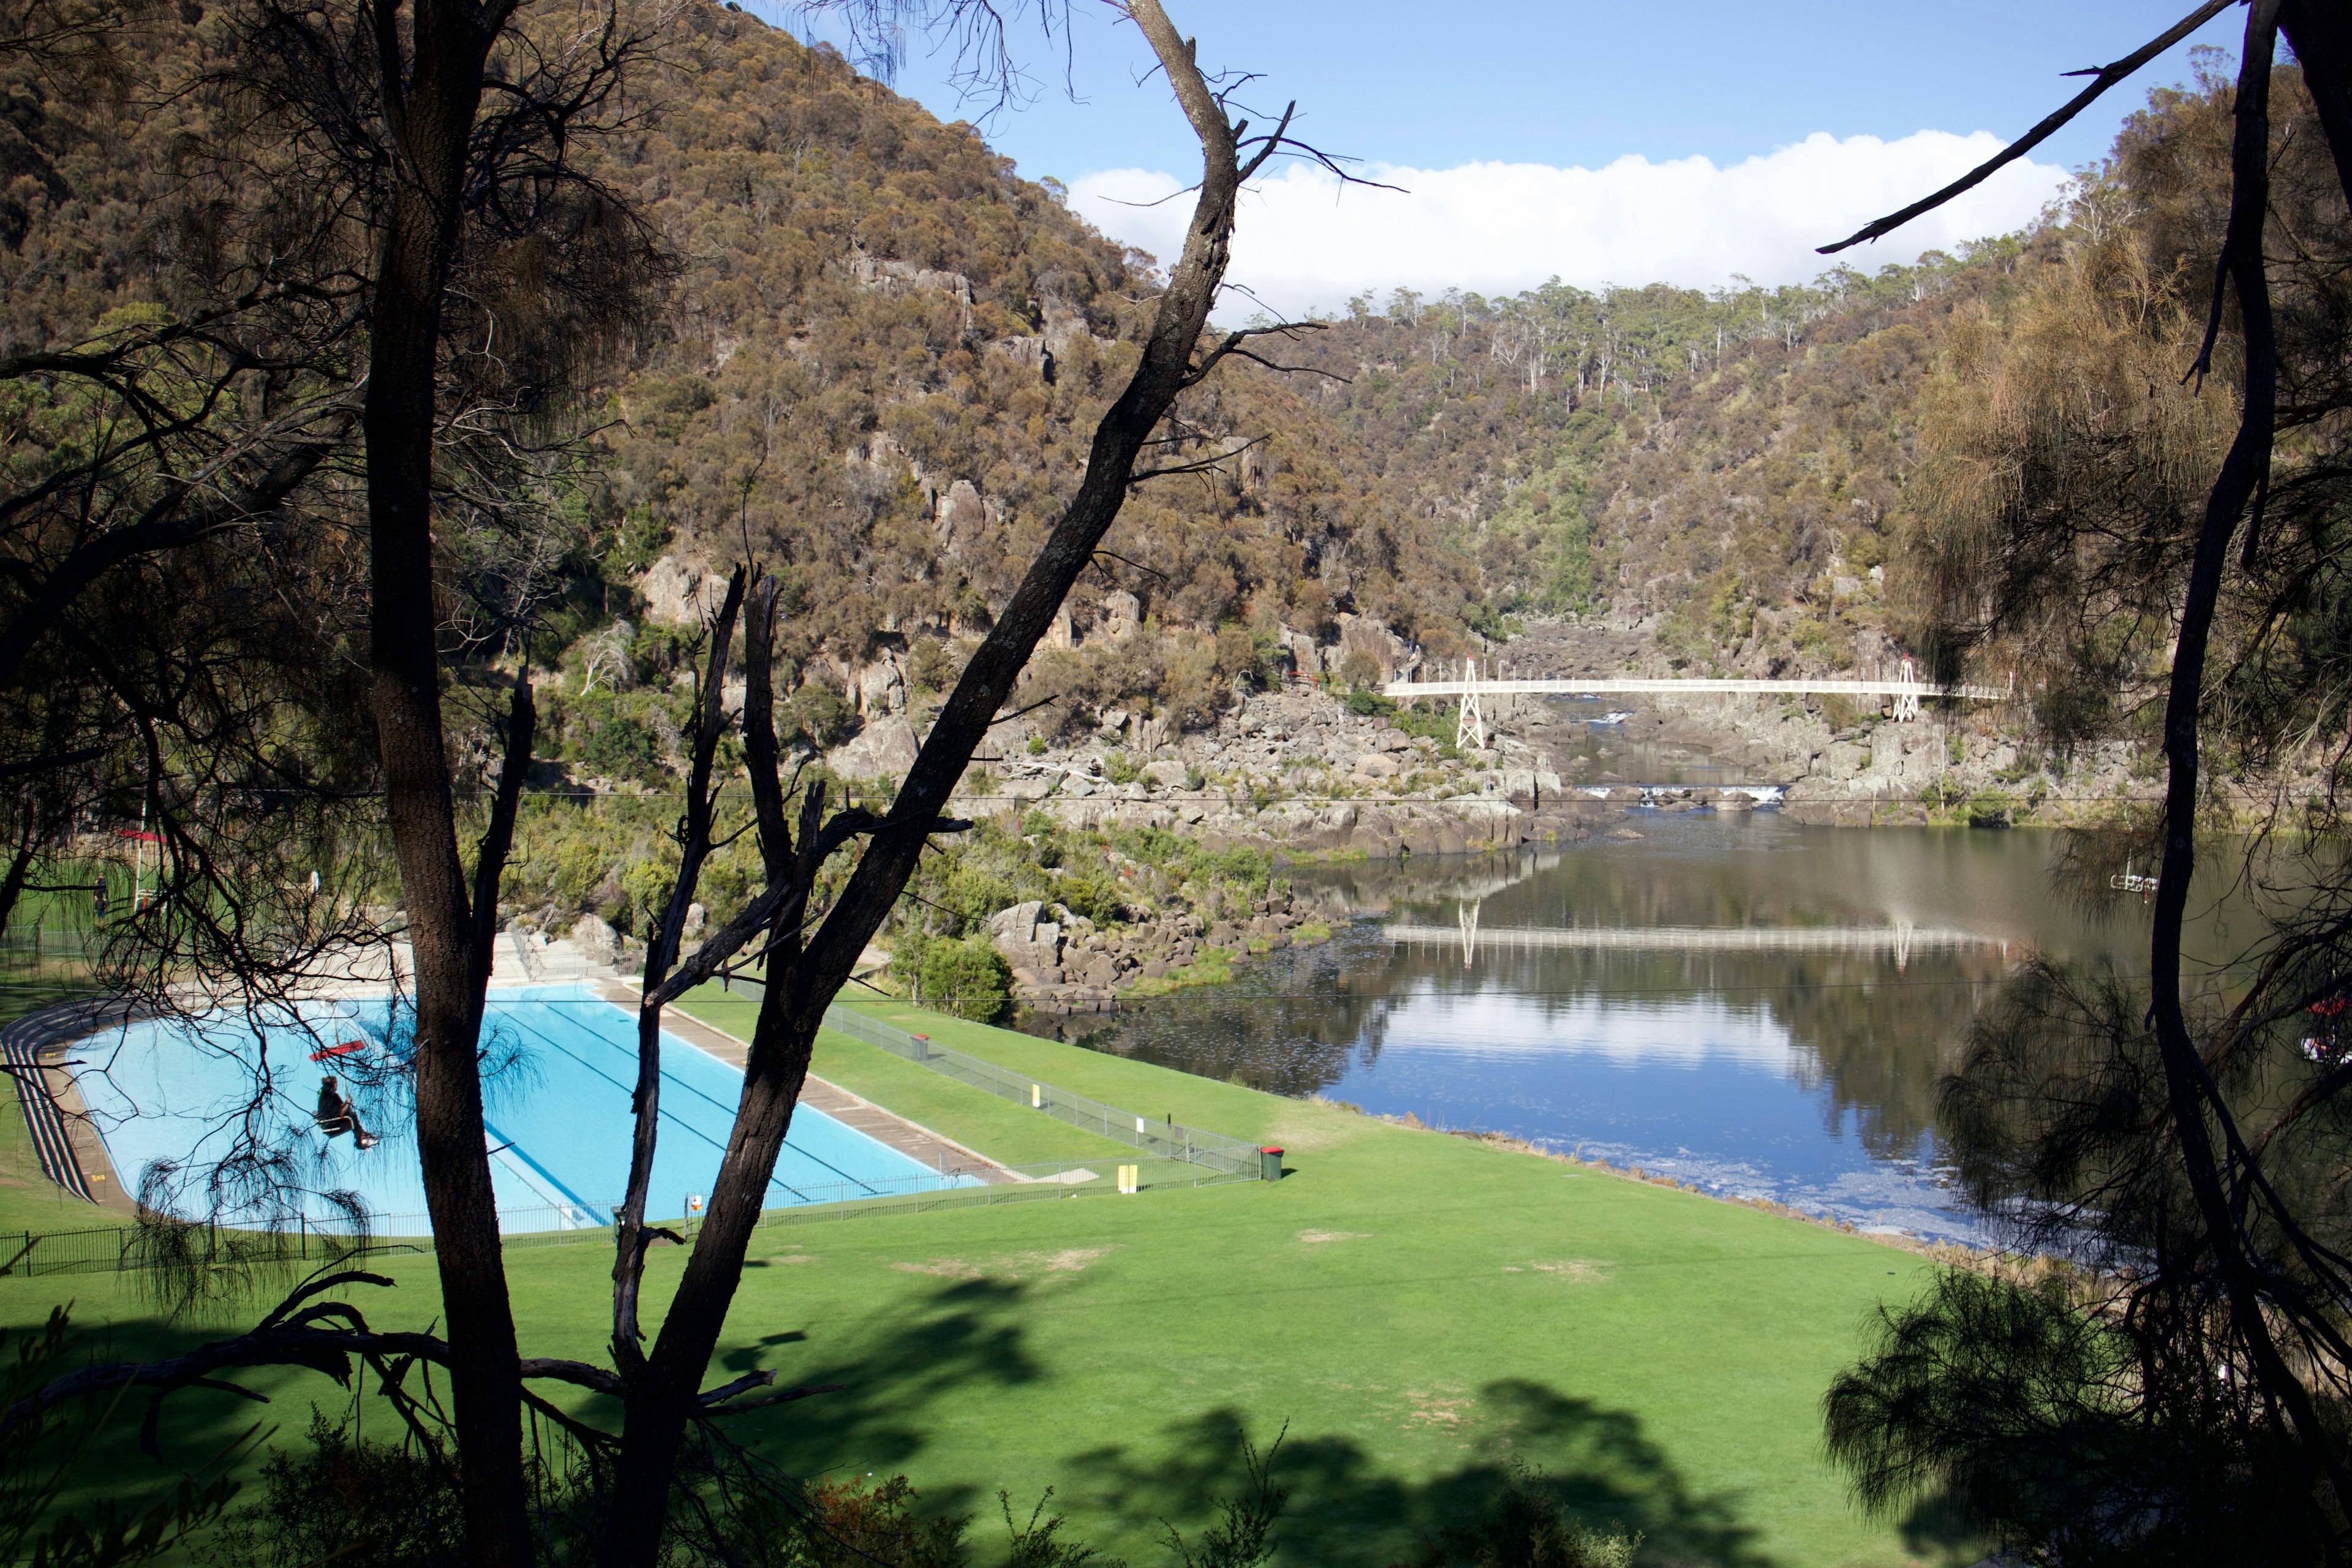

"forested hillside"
[0, 0, 2263, 779]
[562, 8, 1480, 746]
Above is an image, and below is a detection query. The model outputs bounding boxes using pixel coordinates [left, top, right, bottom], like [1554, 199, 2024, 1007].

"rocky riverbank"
[984, 887, 1327, 1016]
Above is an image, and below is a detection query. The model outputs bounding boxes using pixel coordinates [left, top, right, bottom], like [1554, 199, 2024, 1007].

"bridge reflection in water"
[1392, 906, 2015, 972]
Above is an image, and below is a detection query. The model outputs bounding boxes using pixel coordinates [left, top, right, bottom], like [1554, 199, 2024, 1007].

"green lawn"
[0, 1000, 1957, 1567]
[677, 989, 1137, 1168]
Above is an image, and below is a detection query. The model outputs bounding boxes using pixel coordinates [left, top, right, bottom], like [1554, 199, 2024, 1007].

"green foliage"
[1410, 1463, 1640, 1568]
[1338, 651, 1385, 692]
[784, 684, 854, 750]
[918, 935, 1011, 1022]
[1003, 1490, 1120, 1568]
[0, 1308, 244, 1568]
[200, 1414, 464, 1568]
[1027, 735, 1050, 756]
[907, 638, 956, 697]
[577, 709, 662, 781]
[1344, 688, 1395, 718]
[1102, 752, 1140, 786]
[609, 503, 672, 576]
[1164, 1427, 1286, 1568]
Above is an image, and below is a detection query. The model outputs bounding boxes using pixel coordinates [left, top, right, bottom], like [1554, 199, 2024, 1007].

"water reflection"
[1027, 814, 2157, 1241]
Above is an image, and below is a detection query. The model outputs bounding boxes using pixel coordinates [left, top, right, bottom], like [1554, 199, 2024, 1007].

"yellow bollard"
[1031, 1083, 1042, 1109]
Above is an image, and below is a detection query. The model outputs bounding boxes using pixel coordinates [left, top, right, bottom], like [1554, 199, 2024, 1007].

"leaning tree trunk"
[594, 2, 1269, 1560]
[362, 0, 533, 1562]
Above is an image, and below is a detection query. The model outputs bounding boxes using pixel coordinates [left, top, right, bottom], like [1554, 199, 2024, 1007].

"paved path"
[594, 982, 1023, 1186]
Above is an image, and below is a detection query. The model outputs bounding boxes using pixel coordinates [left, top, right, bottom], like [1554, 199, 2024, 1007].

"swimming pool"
[73, 982, 971, 1232]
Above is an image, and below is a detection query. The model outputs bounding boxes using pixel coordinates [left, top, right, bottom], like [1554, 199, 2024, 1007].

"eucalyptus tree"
[13, 2, 1343, 1564]
[1816, 3, 2352, 1558]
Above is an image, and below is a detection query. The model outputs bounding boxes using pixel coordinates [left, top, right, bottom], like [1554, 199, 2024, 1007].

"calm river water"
[1020, 814, 2211, 1242]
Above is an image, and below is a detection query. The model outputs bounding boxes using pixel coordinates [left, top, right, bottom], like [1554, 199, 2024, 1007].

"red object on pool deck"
[309, 1040, 368, 1062]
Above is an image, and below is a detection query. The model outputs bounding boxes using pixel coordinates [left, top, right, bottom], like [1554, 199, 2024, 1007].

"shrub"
[579, 711, 662, 780]
[1052, 870, 1125, 926]
[1338, 649, 1384, 691]
[907, 637, 955, 697]
[1412, 1463, 1638, 1568]
[920, 935, 1010, 1022]
[785, 683, 854, 748]
[202, 1415, 467, 1567]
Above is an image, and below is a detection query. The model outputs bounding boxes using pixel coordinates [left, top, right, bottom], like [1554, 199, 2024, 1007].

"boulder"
[1352, 752, 1400, 780]
[936, 480, 988, 553]
[638, 556, 726, 628]
[1818, 741, 1869, 778]
[1100, 590, 1143, 642]
[1142, 758, 1188, 788]
[826, 715, 921, 779]
[1333, 612, 1408, 682]
[854, 655, 905, 717]
[990, 901, 1065, 972]
[570, 913, 618, 966]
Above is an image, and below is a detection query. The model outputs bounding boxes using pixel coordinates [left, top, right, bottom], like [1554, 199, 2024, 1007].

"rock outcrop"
[826, 715, 921, 780]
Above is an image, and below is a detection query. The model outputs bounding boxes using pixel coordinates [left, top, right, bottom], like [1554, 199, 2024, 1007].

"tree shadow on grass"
[41, 1279, 1782, 1567]
[725, 1273, 1047, 1520]
[1064, 1382, 1774, 1568]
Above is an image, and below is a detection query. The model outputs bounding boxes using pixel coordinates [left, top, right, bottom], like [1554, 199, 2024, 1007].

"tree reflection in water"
[1020, 815, 2157, 1234]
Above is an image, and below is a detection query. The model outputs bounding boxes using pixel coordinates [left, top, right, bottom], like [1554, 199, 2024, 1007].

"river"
[1016, 813, 2202, 1243]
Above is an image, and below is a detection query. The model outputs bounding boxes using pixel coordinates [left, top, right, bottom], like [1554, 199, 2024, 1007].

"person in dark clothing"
[314, 1075, 379, 1148]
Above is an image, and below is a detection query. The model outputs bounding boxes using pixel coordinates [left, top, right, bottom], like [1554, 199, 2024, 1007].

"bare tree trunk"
[594, 4, 1270, 1559]
[363, 0, 531, 1561]
[612, 570, 745, 1366]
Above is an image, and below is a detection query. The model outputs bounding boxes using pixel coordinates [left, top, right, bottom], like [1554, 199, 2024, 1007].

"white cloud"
[1069, 130, 2070, 318]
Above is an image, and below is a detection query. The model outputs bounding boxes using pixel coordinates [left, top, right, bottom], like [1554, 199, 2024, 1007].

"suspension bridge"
[1382, 658, 2013, 750]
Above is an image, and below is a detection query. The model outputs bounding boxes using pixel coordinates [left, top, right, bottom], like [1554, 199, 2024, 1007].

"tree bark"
[361, 0, 532, 1562]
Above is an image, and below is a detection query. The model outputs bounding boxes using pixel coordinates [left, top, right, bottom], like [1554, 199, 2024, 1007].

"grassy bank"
[0, 1000, 1951, 1567]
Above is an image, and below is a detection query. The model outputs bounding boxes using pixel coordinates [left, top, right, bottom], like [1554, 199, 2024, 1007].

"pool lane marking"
[486, 1002, 877, 1202]
[480, 1122, 610, 1226]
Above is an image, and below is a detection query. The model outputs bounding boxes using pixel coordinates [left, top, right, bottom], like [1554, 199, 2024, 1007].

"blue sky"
[753, 1, 2247, 313]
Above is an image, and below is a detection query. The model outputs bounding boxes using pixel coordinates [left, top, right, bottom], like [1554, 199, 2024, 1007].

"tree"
[15, 2, 1336, 1563]
[1817, 4, 2352, 1557]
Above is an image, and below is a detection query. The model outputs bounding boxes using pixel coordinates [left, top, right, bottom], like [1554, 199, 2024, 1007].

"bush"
[1412, 1464, 1638, 1568]
[907, 637, 955, 697]
[579, 711, 663, 780]
[785, 683, 854, 748]
[1343, 688, 1395, 718]
[920, 935, 1010, 1022]
[1052, 869, 1125, 926]
[202, 1415, 467, 1567]
[1338, 649, 1384, 691]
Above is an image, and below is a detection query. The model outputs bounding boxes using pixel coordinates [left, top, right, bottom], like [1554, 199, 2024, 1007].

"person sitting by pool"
[314, 1076, 380, 1150]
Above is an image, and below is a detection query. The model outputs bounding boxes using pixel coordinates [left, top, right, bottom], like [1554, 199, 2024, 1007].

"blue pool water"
[74, 982, 968, 1232]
